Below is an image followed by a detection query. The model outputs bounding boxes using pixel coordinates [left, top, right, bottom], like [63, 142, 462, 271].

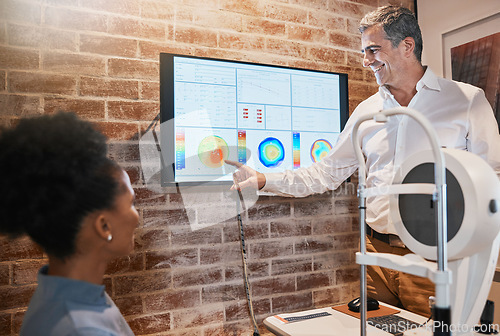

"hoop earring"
[107, 234, 112, 242]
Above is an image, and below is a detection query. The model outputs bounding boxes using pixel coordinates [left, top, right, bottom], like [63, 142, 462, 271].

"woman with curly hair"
[0, 112, 138, 335]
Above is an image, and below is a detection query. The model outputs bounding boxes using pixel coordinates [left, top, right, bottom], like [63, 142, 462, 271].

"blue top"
[21, 265, 135, 336]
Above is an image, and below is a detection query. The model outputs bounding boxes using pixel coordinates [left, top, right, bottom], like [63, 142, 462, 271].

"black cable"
[234, 177, 260, 336]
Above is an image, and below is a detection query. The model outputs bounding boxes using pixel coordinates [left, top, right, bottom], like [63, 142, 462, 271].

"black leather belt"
[365, 224, 404, 248]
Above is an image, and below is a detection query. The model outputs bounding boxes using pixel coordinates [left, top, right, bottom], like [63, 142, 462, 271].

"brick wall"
[0, 0, 414, 335]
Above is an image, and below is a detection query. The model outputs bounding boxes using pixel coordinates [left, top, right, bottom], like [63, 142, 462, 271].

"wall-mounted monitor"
[160, 53, 349, 185]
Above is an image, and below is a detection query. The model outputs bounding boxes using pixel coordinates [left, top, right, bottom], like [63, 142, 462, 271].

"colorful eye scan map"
[258, 137, 285, 168]
[310, 139, 332, 163]
[198, 135, 229, 168]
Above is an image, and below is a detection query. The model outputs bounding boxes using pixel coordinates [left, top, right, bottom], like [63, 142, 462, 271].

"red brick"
[108, 100, 159, 122]
[290, 0, 328, 9]
[313, 284, 353, 306]
[0, 312, 11, 335]
[224, 260, 269, 281]
[223, 222, 269, 243]
[193, 10, 242, 32]
[140, 1, 175, 20]
[249, 240, 293, 259]
[81, 0, 140, 16]
[219, 33, 266, 51]
[12, 260, 46, 285]
[297, 272, 331, 291]
[43, 7, 107, 32]
[132, 186, 162, 205]
[142, 209, 193, 229]
[145, 248, 198, 270]
[197, 205, 239, 225]
[252, 276, 295, 296]
[10, 71, 76, 95]
[0, 264, 9, 286]
[265, 3, 308, 24]
[289, 24, 328, 42]
[329, 31, 361, 50]
[127, 313, 171, 334]
[331, 65, 363, 81]
[331, 232, 358, 250]
[312, 217, 352, 234]
[0, 46, 39, 70]
[309, 46, 346, 64]
[270, 219, 311, 238]
[44, 97, 105, 120]
[144, 289, 200, 311]
[225, 298, 270, 321]
[294, 199, 333, 217]
[347, 50, 364, 66]
[0, 284, 36, 310]
[8, 24, 77, 51]
[0, 94, 41, 116]
[334, 198, 358, 214]
[172, 267, 223, 287]
[108, 58, 159, 80]
[175, 26, 218, 48]
[80, 34, 137, 58]
[12, 311, 24, 334]
[114, 295, 143, 316]
[289, 59, 326, 71]
[336, 266, 359, 284]
[0, 236, 44, 262]
[42, 51, 105, 76]
[108, 17, 166, 41]
[266, 38, 307, 58]
[242, 17, 285, 36]
[204, 323, 257, 336]
[114, 271, 171, 296]
[1, 0, 41, 25]
[105, 253, 144, 275]
[295, 237, 334, 254]
[200, 244, 241, 265]
[108, 142, 141, 162]
[309, 11, 346, 30]
[172, 306, 224, 329]
[80, 77, 139, 100]
[272, 292, 313, 313]
[202, 283, 246, 303]
[271, 256, 312, 275]
[171, 226, 222, 246]
[313, 251, 353, 271]
[247, 202, 290, 220]
[221, 0, 266, 16]
[347, 16, 363, 34]
[328, 0, 366, 18]
[93, 121, 139, 141]
[140, 81, 159, 101]
[139, 41, 190, 60]
[0, 24, 5, 44]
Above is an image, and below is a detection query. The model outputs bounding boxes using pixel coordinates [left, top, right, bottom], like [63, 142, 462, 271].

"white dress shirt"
[263, 68, 500, 234]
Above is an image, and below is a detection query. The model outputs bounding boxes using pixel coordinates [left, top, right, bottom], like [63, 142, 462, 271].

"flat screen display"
[160, 53, 349, 184]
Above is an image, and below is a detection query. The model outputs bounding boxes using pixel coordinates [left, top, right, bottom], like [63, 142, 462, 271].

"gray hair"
[359, 6, 423, 63]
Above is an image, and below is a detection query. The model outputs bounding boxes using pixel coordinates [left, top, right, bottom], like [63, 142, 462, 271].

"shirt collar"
[378, 66, 441, 99]
[38, 265, 107, 305]
[416, 66, 441, 92]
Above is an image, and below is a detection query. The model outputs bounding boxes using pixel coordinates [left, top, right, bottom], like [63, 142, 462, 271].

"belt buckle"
[389, 235, 406, 248]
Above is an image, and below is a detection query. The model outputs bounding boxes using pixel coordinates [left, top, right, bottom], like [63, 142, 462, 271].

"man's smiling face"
[361, 24, 407, 89]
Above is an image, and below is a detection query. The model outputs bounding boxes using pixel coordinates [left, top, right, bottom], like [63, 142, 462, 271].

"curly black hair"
[0, 112, 122, 259]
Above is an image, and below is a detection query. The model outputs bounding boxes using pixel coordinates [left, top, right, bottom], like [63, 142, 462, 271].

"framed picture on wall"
[442, 12, 500, 129]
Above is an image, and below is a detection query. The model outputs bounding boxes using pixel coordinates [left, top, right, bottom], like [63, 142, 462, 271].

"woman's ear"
[94, 214, 113, 242]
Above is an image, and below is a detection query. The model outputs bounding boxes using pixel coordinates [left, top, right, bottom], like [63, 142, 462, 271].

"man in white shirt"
[227, 6, 500, 316]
